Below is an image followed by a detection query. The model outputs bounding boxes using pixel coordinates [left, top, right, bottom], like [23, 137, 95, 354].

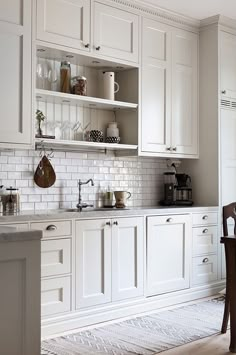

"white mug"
[101, 72, 119, 101]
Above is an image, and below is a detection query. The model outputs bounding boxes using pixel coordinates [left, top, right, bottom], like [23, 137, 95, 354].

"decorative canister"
[107, 122, 119, 137]
[60, 61, 71, 93]
[71, 76, 87, 96]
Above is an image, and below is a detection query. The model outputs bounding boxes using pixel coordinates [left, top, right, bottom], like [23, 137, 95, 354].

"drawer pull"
[106, 221, 111, 226]
[202, 215, 208, 220]
[166, 218, 173, 223]
[46, 224, 57, 231]
[202, 257, 209, 263]
[203, 228, 208, 234]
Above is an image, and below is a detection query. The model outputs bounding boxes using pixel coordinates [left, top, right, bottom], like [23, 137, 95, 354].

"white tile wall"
[0, 150, 168, 211]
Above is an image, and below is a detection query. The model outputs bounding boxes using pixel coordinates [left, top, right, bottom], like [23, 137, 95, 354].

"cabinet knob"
[221, 90, 226, 94]
[202, 215, 208, 220]
[166, 218, 173, 223]
[46, 224, 57, 231]
[202, 228, 208, 234]
[113, 221, 118, 225]
[95, 46, 101, 51]
[106, 221, 111, 226]
[172, 147, 177, 151]
[166, 147, 171, 151]
[84, 43, 90, 48]
[202, 257, 209, 263]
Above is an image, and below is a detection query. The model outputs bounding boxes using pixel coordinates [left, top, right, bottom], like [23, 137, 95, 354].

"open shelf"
[35, 89, 138, 111]
[35, 138, 138, 152]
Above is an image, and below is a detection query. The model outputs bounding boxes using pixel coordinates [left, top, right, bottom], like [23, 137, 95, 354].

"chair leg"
[222, 295, 230, 334]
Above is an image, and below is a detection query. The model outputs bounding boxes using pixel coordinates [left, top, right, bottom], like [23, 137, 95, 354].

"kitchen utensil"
[100, 71, 119, 100]
[34, 155, 56, 188]
[89, 130, 103, 142]
[114, 191, 131, 208]
[105, 136, 120, 143]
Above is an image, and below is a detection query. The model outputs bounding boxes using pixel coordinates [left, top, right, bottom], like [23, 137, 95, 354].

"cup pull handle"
[166, 218, 173, 223]
[203, 258, 209, 263]
[203, 228, 208, 234]
[46, 224, 57, 231]
[202, 215, 208, 220]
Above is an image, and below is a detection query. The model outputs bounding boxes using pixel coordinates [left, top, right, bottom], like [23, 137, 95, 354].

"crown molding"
[200, 15, 236, 31]
[109, 0, 200, 30]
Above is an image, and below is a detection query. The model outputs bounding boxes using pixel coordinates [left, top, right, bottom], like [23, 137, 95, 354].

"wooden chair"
[221, 202, 236, 333]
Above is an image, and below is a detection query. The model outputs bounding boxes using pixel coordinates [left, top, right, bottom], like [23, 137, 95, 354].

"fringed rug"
[42, 297, 224, 355]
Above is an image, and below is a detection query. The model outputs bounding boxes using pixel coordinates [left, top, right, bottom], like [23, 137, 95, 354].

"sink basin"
[63, 207, 129, 213]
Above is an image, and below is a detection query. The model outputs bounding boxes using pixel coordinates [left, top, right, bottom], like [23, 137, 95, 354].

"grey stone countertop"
[0, 226, 42, 242]
[0, 205, 219, 223]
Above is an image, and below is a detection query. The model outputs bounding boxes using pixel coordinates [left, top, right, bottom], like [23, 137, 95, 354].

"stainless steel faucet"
[76, 179, 94, 211]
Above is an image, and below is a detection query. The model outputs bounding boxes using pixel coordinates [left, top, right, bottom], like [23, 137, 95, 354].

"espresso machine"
[160, 172, 193, 206]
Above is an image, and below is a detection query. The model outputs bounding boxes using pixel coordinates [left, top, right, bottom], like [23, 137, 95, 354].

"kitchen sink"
[63, 207, 130, 212]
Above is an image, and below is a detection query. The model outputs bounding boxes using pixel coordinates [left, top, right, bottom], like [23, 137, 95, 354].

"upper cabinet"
[93, 2, 139, 63]
[36, 0, 139, 64]
[36, 0, 90, 52]
[220, 31, 236, 99]
[140, 18, 198, 158]
[0, 0, 32, 146]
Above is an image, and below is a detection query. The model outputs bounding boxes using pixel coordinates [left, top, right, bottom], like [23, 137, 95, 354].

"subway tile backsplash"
[0, 150, 167, 211]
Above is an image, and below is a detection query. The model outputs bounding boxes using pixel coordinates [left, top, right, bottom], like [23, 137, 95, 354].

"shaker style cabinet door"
[75, 219, 112, 309]
[147, 214, 191, 296]
[171, 29, 198, 156]
[93, 2, 139, 63]
[36, 0, 90, 51]
[112, 217, 144, 301]
[141, 18, 172, 153]
[220, 31, 236, 99]
[0, 0, 31, 145]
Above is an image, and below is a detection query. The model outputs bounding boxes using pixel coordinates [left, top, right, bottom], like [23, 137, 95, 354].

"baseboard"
[42, 281, 225, 339]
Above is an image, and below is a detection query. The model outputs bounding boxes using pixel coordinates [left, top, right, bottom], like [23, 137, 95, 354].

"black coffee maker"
[175, 173, 193, 206]
[160, 172, 176, 205]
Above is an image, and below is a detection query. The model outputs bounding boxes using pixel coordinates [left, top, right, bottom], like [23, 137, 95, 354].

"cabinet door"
[141, 18, 171, 154]
[36, 0, 90, 51]
[93, 2, 139, 63]
[147, 214, 191, 296]
[0, 0, 31, 145]
[171, 29, 198, 156]
[220, 31, 236, 98]
[75, 219, 111, 309]
[112, 217, 144, 301]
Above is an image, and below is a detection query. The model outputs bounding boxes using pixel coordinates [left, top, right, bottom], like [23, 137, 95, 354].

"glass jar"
[60, 61, 71, 93]
[5, 187, 20, 215]
[71, 76, 87, 96]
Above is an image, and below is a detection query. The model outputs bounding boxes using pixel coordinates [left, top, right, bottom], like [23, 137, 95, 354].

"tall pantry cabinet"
[0, 0, 32, 147]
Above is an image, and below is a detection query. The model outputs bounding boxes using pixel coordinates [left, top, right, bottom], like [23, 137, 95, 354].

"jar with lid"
[5, 187, 20, 215]
[60, 61, 71, 93]
[71, 76, 87, 96]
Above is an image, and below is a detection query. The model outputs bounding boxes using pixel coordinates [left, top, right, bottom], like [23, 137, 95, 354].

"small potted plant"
[35, 109, 46, 137]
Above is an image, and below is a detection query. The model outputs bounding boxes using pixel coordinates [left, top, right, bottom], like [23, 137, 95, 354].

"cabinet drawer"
[192, 255, 217, 286]
[41, 238, 71, 278]
[192, 212, 218, 226]
[31, 220, 72, 238]
[192, 226, 218, 256]
[41, 276, 71, 317]
[0, 223, 28, 229]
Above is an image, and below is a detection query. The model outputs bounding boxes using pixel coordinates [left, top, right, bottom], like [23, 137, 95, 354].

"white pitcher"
[100, 71, 119, 101]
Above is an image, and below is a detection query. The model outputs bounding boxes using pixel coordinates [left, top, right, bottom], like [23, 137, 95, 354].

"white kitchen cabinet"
[141, 18, 198, 157]
[192, 255, 218, 286]
[93, 2, 139, 63]
[112, 217, 144, 301]
[36, 0, 90, 51]
[75, 219, 112, 308]
[76, 217, 144, 308]
[0, 0, 32, 146]
[220, 31, 236, 98]
[147, 214, 191, 296]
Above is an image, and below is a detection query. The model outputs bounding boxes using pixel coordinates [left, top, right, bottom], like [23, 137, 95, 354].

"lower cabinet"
[147, 214, 191, 296]
[75, 217, 144, 309]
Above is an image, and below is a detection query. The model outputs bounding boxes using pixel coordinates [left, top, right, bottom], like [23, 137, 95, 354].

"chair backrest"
[223, 202, 236, 236]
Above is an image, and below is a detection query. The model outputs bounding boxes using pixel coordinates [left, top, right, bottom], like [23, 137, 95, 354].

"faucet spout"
[77, 178, 95, 211]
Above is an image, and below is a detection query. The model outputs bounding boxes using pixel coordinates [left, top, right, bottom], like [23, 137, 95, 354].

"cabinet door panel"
[147, 214, 191, 296]
[171, 30, 198, 155]
[192, 255, 217, 286]
[75, 219, 111, 309]
[0, 0, 31, 145]
[141, 18, 171, 153]
[37, 0, 90, 51]
[112, 217, 144, 301]
[220, 31, 236, 98]
[93, 2, 138, 62]
[0, 0, 22, 25]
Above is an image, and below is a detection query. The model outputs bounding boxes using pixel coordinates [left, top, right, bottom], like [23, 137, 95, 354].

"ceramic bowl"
[89, 130, 104, 142]
[105, 136, 121, 144]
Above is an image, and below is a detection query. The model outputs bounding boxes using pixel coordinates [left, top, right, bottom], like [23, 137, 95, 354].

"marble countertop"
[0, 205, 219, 223]
[0, 226, 42, 242]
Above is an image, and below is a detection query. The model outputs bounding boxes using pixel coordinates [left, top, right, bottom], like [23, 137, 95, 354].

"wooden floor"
[161, 331, 232, 355]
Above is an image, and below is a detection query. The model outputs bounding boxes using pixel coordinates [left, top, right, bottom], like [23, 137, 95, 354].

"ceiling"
[141, 0, 236, 20]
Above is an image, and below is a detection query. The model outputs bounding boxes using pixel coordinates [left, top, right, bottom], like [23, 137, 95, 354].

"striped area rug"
[42, 297, 224, 355]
